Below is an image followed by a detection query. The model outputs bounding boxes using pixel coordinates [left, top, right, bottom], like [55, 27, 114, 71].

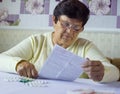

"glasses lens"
[60, 19, 81, 32]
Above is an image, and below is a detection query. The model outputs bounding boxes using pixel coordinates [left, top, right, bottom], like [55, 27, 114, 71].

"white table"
[0, 71, 120, 94]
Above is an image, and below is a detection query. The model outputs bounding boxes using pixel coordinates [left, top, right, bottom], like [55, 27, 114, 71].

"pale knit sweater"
[0, 32, 119, 82]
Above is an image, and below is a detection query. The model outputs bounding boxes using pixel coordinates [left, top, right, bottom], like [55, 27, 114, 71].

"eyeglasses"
[59, 19, 82, 32]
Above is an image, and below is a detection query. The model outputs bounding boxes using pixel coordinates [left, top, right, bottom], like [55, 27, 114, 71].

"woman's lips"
[62, 35, 72, 40]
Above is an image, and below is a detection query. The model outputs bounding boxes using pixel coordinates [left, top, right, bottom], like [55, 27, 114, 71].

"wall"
[0, 0, 120, 31]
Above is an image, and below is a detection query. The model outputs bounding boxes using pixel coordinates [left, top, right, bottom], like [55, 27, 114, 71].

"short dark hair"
[53, 0, 90, 27]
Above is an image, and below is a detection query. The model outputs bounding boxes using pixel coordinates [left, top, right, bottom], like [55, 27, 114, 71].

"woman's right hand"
[16, 60, 38, 78]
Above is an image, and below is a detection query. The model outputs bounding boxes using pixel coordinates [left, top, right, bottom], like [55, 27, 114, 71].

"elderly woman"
[0, 0, 119, 82]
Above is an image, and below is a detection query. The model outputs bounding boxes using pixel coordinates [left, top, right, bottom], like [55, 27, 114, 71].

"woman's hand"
[82, 59, 104, 81]
[16, 60, 38, 78]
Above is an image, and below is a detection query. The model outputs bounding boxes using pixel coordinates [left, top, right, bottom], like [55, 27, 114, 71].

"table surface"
[0, 71, 120, 94]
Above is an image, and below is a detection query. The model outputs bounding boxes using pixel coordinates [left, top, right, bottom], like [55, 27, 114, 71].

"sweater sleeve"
[84, 42, 120, 82]
[0, 36, 33, 73]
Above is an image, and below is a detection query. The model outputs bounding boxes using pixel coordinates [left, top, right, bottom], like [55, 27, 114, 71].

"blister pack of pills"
[25, 80, 48, 87]
[2, 76, 48, 87]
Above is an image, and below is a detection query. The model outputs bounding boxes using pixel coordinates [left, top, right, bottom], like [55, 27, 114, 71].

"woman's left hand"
[82, 59, 104, 81]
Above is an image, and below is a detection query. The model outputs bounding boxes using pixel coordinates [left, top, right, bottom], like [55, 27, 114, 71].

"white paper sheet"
[39, 45, 86, 81]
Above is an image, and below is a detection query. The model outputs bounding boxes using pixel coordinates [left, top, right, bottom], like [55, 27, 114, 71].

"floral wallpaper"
[0, 0, 120, 31]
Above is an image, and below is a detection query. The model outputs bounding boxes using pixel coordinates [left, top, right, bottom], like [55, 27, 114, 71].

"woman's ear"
[52, 15, 56, 25]
[80, 27, 84, 32]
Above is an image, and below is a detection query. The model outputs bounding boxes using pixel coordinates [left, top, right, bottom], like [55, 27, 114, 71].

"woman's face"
[52, 15, 83, 48]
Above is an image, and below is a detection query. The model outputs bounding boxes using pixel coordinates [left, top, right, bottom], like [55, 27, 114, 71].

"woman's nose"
[66, 26, 74, 33]
[66, 28, 73, 33]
